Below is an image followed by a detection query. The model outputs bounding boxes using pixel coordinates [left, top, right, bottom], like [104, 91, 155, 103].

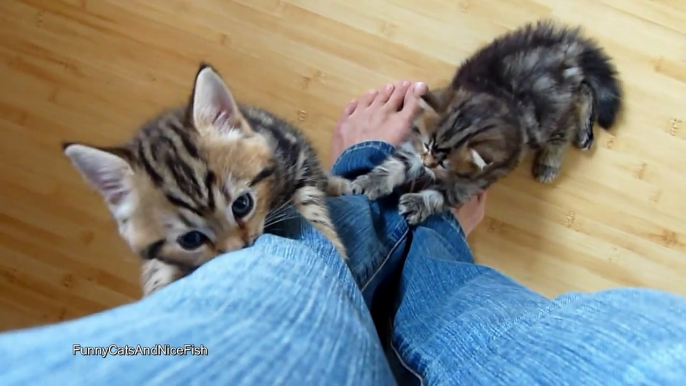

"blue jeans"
[1, 141, 685, 385]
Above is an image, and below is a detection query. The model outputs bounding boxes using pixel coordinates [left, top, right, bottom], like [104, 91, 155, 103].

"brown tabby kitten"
[351, 20, 622, 224]
[63, 64, 351, 296]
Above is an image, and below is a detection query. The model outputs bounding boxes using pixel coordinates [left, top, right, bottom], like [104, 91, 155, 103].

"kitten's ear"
[469, 148, 490, 171]
[451, 127, 510, 174]
[419, 87, 448, 115]
[63, 143, 134, 207]
[450, 146, 493, 175]
[188, 64, 249, 133]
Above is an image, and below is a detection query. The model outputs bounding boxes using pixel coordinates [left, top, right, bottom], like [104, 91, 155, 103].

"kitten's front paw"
[399, 193, 432, 225]
[532, 162, 559, 183]
[351, 175, 392, 200]
[350, 176, 366, 195]
[326, 176, 354, 196]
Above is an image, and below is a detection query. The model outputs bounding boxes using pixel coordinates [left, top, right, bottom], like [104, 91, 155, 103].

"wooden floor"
[0, 0, 684, 332]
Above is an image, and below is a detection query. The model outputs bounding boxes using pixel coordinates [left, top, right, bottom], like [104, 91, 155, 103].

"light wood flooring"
[0, 0, 684, 331]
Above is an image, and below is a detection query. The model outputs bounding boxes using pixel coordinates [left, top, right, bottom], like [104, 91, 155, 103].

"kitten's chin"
[247, 232, 261, 246]
[429, 166, 451, 180]
[423, 166, 437, 179]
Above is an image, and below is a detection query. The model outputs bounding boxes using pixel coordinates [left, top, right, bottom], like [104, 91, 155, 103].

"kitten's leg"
[532, 142, 570, 183]
[140, 259, 185, 297]
[325, 175, 353, 196]
[293, 185, 348, 260]
[533, 109, 577, 183]
[573, 83, 596, 150]
[351, 149, 423, 200]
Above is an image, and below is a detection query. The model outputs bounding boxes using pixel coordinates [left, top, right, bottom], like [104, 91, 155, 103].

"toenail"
[385, 83, 394, 91]
[402, 80, 410, 87]
[368, 89, 377, 94]
[414, 82, 427, 94]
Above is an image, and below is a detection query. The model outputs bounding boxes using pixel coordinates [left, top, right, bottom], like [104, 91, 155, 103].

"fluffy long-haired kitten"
[351, 20, 622, 224]
[63, 64, 351, 296]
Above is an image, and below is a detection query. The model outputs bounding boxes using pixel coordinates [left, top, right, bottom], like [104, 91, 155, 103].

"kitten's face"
[124, 134, 274, 269]
[410, 103, 448, 170]
[410, 92, 493, 178]
[63, 65, 276, 270]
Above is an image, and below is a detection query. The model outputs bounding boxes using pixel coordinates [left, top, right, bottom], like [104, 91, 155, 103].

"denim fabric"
[0, 141, 685, 385]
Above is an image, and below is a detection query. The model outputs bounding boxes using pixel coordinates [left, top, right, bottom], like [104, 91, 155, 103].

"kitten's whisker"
[264, 214, 300, 225]
[265, 202, 294, 222]
[264, 210, 296, 223]
[267, 200, 293, 215]
[265, 209, 292, 222]
[264, 215, 302, 228]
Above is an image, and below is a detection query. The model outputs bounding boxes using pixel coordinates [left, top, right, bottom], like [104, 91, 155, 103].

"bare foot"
[451, 191, 487, 236]
[330, 80, 428, 163]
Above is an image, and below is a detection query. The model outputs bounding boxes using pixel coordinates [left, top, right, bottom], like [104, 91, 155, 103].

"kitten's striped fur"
[64, 64, 350, 296]
[351, 20, 622, 224]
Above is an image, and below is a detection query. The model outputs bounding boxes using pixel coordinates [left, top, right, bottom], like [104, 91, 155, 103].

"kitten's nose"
[422, 154, 438, 168]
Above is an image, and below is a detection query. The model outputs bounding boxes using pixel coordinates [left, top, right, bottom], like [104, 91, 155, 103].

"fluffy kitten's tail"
[579, 43, 622, 129]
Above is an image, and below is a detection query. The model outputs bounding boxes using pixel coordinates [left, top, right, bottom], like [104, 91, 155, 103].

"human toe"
[336, 99, 357, 125]
[371, 83, 395, 107]
[356, 89, 378, 111]
[400, 82, 428, 117]
[384, 80, 411, 111]
[413, 82, 428, 98]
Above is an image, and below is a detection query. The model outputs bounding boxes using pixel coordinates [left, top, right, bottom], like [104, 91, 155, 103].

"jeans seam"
[391, 339, 425, 386]
[360, 223, 408, 291]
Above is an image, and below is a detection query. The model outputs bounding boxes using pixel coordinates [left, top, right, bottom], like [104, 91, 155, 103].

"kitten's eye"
[232, 193, 254, 219]
[177, 231, 209, 251]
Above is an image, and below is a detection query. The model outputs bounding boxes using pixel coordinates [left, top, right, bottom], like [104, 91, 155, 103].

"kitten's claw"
[575, 123, 594, 150]
[350, 177, 366, 195]
[399, 193, 431, 225]
[351, 175, 392, 200]
[532, 163, 559, 183]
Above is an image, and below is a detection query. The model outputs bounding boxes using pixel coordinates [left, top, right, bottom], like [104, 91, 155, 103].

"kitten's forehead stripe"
[166, 119, 200, 159]
[164, 192, 202, 216]
[448, 123, 498, 152]
[137, 143, 164, 186]
[177, 212, 195, 228]
[163, 156, 202, 201]
[205, 171, 216, 210]
[250, 165, 275, 186]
